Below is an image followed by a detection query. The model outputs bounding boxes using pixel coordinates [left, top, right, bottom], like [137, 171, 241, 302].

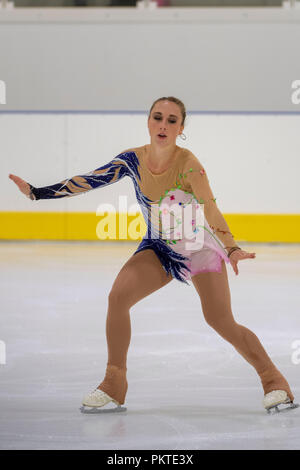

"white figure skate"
[263, 390, 299, 414]
[80, 388, 127, 414]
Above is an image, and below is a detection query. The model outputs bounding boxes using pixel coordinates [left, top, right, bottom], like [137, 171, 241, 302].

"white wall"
[0, 7, 300, 111]
[0, 7, 299, 215]
[2, 112, 300, 214]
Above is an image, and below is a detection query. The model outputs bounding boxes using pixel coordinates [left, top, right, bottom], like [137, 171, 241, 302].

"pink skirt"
[167, 232, 231, 281]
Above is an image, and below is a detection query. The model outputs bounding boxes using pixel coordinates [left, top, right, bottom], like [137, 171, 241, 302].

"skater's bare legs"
[97, 249, 173, 404]
[191, 260, 294, 402]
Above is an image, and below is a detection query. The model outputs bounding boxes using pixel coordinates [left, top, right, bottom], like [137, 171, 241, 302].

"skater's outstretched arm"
[182, 151, 256, 274]
[9, 150, 137, 201]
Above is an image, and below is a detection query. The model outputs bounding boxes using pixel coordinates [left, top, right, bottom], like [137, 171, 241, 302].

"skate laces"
[91, 388, 109, 398]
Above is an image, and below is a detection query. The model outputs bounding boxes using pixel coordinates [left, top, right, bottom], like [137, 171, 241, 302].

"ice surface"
[0, 241, 299, 450]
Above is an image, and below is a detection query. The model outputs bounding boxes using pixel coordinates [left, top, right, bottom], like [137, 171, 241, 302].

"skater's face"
[147, 101, 184, 146]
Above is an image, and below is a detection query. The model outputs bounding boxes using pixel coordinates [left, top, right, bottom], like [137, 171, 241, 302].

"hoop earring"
[179, 133, 186, 141]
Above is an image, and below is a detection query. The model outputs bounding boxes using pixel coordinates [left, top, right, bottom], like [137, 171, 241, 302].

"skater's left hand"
[229, 249, 256, 276]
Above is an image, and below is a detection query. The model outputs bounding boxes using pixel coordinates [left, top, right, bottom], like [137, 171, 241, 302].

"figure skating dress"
[28, 145, 237, 284]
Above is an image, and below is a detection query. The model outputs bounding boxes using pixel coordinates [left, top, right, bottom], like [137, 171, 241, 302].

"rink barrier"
[0, 212, 299, 242]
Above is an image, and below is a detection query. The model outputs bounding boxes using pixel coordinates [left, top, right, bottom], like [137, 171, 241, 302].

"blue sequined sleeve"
[28, 151, 139, 200]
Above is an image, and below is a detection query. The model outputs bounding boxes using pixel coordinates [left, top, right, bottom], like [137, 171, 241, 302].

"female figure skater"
[9, 96, 297, 414]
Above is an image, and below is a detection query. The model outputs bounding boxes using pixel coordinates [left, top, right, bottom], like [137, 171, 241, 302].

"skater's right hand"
[9, 174, 31, 198]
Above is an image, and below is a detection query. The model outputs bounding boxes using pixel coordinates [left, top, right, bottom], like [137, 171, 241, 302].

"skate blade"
[266, 401, 300, 415]
[79, 405, 127, 414]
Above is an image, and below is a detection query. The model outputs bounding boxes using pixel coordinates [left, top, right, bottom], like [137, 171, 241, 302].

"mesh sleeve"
[182, 153, 239, 250]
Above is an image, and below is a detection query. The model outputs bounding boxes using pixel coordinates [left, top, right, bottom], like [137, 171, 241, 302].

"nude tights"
[97, 250, 294, 405]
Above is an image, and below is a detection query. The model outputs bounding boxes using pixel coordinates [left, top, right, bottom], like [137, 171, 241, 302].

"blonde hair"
[148, 96, 186, 126]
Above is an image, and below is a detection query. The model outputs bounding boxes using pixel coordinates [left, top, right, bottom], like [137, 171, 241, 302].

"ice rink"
[0, 240, 299, 450]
